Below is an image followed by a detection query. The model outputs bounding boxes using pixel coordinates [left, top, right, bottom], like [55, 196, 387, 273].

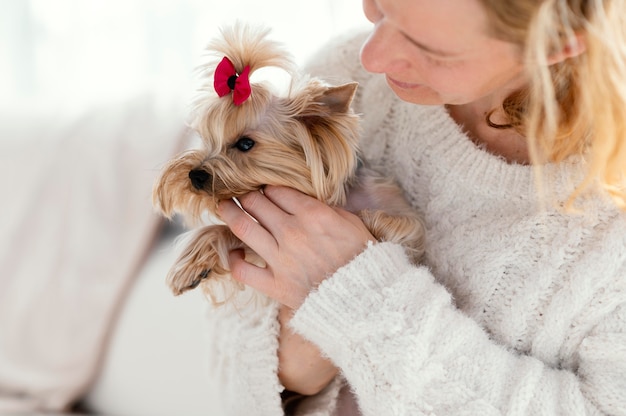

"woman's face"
[360, 0, 527, 106]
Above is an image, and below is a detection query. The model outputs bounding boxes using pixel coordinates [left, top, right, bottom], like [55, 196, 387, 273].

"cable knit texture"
[206, 30, 626, 416]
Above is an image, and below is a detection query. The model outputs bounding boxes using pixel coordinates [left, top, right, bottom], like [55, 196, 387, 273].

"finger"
[228, 249, 278, 299]
[235, 190, 293, 235]
[261, 185, 318, 215]
[218, 198, 279, 260]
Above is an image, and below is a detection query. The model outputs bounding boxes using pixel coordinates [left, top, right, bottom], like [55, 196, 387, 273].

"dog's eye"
[233, 136, 255, 152]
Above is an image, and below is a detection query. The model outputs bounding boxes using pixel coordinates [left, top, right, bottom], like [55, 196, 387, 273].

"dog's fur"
[152, 24, 425, 302]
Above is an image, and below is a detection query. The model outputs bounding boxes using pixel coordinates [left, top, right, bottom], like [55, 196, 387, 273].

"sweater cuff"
[289, 242, 426, 359]
[207, 295, 284, 414]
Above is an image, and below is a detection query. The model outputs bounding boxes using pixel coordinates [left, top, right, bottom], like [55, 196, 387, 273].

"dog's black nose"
[189, 169, 211, 190]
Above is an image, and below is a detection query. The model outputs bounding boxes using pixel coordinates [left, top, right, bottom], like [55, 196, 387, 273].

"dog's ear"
[293, 81, 361, 205]
[316, 82, 358, 114]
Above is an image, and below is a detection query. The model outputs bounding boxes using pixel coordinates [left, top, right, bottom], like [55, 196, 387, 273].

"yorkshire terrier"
[153, 24, 425, 302]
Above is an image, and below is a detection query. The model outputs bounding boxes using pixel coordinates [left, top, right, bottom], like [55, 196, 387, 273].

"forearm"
[290, 243, 624, 415]
[277, 305, 338, 396]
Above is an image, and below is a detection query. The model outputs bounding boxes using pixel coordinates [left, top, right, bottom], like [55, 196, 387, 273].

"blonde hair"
[480, 0, 626, 209]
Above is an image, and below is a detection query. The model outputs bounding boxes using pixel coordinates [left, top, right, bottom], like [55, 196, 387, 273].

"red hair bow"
[214, 57, 251, 106]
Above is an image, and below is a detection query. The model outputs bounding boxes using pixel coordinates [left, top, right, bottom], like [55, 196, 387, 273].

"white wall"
[0, 0, 369, 111]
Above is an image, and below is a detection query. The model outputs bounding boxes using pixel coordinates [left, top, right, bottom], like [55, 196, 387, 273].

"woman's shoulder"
[304, 28, 371, 85]
[303, 29, 398, 114]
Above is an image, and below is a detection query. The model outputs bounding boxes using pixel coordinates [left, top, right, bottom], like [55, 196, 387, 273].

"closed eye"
[422, 52, 456, 67]
[232, 136, 255, 152]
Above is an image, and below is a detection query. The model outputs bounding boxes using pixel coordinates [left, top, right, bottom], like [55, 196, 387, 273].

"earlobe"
[547, 33, 586, 65]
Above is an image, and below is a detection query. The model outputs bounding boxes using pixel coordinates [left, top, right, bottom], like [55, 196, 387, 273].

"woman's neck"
[446, 103, 530, 165]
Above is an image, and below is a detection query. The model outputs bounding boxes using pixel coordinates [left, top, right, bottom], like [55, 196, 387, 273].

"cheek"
[422, 63, 519, 105]
[426, 68, 482, 100]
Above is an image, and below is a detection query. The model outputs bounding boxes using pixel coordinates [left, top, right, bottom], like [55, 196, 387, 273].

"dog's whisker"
[232, 196, 259, 223]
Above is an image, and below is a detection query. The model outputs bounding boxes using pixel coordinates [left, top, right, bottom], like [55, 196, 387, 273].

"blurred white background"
[1, 0, 369, 112]
[0, 2, 370, 415]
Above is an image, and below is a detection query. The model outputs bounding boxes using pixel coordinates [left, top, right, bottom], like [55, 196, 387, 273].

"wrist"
[277, 305, 338, 395]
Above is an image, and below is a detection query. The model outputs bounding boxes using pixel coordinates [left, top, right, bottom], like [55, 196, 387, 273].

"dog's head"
[153, 24, 360, 225]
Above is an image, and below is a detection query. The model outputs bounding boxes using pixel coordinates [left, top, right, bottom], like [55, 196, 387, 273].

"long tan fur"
[152, 23, 425, 303]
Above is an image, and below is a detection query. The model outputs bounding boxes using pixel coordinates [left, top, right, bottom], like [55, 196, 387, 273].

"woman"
[212, 0, 626, 414]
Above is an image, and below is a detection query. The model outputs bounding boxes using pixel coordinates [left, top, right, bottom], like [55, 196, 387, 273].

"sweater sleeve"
[204, 290, 285, 416]
[289, 242, 626, 416]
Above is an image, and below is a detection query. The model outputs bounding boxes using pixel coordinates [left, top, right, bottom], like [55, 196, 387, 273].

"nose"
[360, 23, 410, 74]
[189, 169, 211, 190]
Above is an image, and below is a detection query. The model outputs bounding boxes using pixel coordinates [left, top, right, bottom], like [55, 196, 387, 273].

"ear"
[547, 33, 586, 65]
[317, 82, 358, 113]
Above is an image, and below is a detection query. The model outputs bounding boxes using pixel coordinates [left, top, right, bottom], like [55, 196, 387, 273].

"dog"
[152, 24, 425, 303]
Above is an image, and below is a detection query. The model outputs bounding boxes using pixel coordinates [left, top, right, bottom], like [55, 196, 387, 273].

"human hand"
[217, 186, 375, 309]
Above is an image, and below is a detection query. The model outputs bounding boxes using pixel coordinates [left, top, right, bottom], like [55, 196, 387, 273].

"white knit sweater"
[205, 30, 626, 416]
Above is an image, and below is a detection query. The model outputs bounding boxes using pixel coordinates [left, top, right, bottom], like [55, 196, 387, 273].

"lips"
[386, 75, 421, 89]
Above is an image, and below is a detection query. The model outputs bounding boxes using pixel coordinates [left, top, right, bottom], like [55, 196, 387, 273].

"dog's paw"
[177, 268, 211, 294]
[166, 225, 244, 295]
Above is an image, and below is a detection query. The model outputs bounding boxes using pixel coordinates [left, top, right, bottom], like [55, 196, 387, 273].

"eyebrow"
[401, 31, 460, 57]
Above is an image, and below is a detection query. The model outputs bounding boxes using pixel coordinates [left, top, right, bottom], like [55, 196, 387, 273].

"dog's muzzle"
[189, 169, 211, 190]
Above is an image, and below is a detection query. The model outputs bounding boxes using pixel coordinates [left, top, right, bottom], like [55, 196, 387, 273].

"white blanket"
[0, 94, 189, 412]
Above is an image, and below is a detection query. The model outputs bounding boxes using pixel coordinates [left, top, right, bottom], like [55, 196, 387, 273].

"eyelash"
[422, 53, 450, 67]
